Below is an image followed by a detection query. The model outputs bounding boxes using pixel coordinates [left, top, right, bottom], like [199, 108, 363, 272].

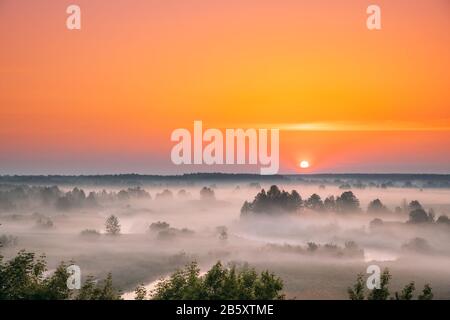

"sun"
[299, 160, 310, 169]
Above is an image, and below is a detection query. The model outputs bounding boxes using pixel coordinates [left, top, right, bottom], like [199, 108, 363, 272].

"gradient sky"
[0, 0, 449, 174]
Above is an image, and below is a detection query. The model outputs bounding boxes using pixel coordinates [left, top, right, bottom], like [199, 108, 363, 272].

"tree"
[347, 273, 365, 300]
[436, 215, 450, 225]
[395, 282, 415, 300]
[0, 251, 122, 300]
[105, 215, 121, 235]
[241, 185, 302, 215]
[336, 191, 360, 213]
[367, 269, 391, 300]
[152, 261, 284, 300]
[418, 284, 434, 300]
[77, 273, 122, 300]
[408, 200, 423, 212]
[134, 284, 147, 300]
[0, 250, 71, 300]
[367, 199, 389, 214]
[323, 196, 336, 212]
[408, 209, 431, 224]
[347, 270, 434, 300]
[305, 194, 324, 211]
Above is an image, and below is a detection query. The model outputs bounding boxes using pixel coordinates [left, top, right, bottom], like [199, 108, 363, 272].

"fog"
[1, 176, 450, 299]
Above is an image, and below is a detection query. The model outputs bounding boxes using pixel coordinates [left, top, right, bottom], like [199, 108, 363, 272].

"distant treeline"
[241, 185, 450, 225]
[0, 185, 150, 212]
[0, 173, 449, 188]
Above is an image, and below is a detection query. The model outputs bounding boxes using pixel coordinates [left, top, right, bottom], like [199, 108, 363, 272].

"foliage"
[336, 191, 360, 213]
[105, 215, 121, 236]
[367, 199, 389, 214]
[347, 273, 365, 300]
[305, 194, 324, 211]
[418, 284, 434, 300]
[77, 273, 122, 300]
[408, 209, 433, 224]
[0, 250, 121, 300]
[241, 185, 302, 215]
[152, 261, 284, 300]
[395, 282, 415, 300]
[134, 284, 147, 300]
[367, 269, 391, 300]
[348, 269, 434, 300]
[0, 250, 71, 300]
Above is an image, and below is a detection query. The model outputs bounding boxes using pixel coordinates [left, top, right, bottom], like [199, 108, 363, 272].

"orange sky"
[0, 0, 449, 174]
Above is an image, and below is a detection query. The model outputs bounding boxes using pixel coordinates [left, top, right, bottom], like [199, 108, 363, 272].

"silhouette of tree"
[408, 209, 431, 224]
[323, 196, 336, 212]
[105, 215, 121, 235]
[367, 199, 389, 214]
[305, 194, 324, 211]
[241, 185, 302, 215]
[200, 187, 215, 201]
[408, 200, 423, 212]
[336, 191, 360, 213]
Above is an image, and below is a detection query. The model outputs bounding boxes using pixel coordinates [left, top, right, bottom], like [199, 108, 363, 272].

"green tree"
[367, 269, 391, 300]
[134, 284, 147, 300]
[418, 284, 434, 300]
[152, 261, 284, 300]
[0, 250, 71, 300]
[347, 273, 365, 300]
[395, 282, 415, 300]
[105, 215, 121, 235]
[77, 273, 122, 300]
[348, 270, 434, 300]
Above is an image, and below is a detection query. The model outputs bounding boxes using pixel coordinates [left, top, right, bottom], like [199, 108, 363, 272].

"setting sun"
[300, 160, 310, 169]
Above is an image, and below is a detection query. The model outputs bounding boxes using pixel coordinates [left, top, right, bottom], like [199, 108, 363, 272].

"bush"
[152, 261, 284, 300]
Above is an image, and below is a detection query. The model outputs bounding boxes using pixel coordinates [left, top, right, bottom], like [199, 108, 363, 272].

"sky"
[0, 0, 449, 174]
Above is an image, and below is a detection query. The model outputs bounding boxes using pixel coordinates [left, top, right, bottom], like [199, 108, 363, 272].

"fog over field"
[1, 174, 450, 299]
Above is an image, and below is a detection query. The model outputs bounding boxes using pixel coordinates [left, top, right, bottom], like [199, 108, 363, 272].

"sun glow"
[300, 160, 310, 169]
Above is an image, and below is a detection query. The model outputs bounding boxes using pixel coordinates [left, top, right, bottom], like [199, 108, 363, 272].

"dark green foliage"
[347, 274, 365, 300]
[77, 273, 122, 300]
[418, 284, 434, 300]
[0, 251, 121, 300]
[395, 282, 415, 300]
[0, 250, 71, 300]
[152, 261, 284, 300]
[241, 185, 302, 215]
[348, 269, 434, 300]
[134, 284, 147, 300]
[367, 269, 391, 300]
